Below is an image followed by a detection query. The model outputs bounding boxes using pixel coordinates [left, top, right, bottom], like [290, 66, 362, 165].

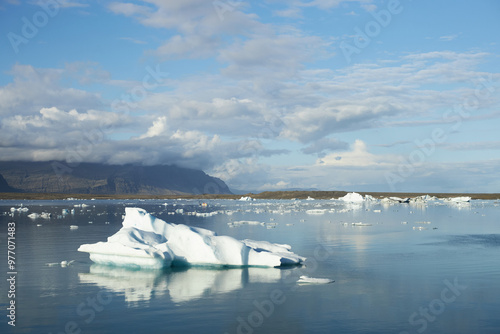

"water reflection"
[79, 265, 290, 306]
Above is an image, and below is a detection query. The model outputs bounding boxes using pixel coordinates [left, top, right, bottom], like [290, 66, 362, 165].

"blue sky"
[1, 0, 499, 193]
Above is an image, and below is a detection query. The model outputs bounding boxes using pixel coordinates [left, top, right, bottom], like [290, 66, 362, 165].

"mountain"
[0, 161, 232, 195]
[0, 173, 14, 192]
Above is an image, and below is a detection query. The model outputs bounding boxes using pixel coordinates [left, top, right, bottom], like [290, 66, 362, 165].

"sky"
[0, 0, 499, 193]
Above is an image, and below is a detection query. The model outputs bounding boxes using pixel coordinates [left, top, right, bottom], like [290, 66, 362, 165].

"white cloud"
[110, 0, 262, 59]
[1, 46, 498, 191]
[274, 7, 303, 18]
[152, 34, 221, 59]
[280, 97, 400, 142]
[439, 34, 460, 42]
[219, 34, 327, 79]
[138, 116, 168, 139]
[317, 140, 399, 166]
[108, 2, 152, 17]
[301, 137, 349, 155]
[441, 141, 500, 151]
[0, 64, 102, 117]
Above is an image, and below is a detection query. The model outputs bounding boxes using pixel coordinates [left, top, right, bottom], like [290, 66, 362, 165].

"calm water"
[1, 198, 499, 334]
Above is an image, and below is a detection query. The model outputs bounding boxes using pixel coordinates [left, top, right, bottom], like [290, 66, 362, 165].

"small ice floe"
[239, 196, 254, 201]
[62, 209, 70, 215]
[401, 221, 408, 224]
[297, 275, 334, 284]
[195, 212, 218, 217]
[413, 226, 428, 231]
[37, 224, 43, 227]
[28, 212, 51, 219]
[60, 260, 76, 267]
[373, 209, 381, 213]
[227, 220, 262, 227]
[306, 196, 315, 201]
[352, 222, 372, 226]
[306, 209, 326, 215]
[10, 206, 29, 213]
[46, 260, 75, 267]
[70, 225, 79, 230]
[415, 221, 431, 224]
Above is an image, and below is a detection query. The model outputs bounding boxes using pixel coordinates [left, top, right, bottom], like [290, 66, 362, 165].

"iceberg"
[410, 195, 437, 203]
[388, 196, 410, 203]
[78, 208, 305, 269]
[364, 194, 378, 202]
[340, 192, 364, 202]
[444, 196, 471, 203]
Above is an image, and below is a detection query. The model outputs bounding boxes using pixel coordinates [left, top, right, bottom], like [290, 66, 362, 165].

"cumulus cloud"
[219, 34, 327, 79]
[109, 0, 262, 59]
[0, 64, 102, 117]
[317, 140, 399, 166]
[138, 116, 168, 139]
[301, 137, 349, 156]
[1, 0, 499, 193]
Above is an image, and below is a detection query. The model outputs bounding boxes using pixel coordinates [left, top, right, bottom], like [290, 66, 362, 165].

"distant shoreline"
[0, 191, 499, 200]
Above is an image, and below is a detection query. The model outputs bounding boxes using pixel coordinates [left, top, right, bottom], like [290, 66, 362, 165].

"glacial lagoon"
[1, 197, 500, 334]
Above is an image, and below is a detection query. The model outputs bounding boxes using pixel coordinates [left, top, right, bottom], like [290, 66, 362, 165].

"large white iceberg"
[78, 208, 305, 269]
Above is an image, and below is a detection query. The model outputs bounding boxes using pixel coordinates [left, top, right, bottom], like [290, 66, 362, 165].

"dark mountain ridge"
[0, 161, 231, 195]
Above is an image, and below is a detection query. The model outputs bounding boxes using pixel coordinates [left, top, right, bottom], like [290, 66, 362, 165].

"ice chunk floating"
[78, 208, 306, 269]
[297, 275, 334, 284]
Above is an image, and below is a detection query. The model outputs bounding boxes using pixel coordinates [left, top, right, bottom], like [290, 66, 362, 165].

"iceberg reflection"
[79, 264, 290, 306]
